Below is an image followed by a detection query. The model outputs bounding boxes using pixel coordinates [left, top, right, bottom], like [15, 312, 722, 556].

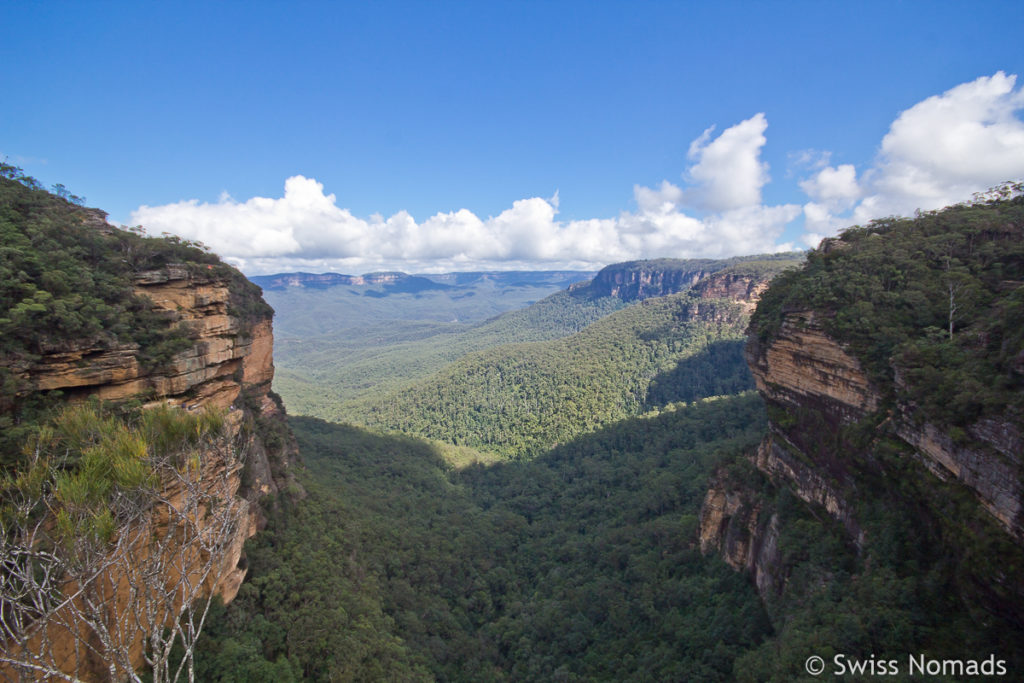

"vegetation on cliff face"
[1, 402, 244, 682]
[734, 185, 1024, 676]
[1, 166, 184, 368]
[719, 426, 1024, 681]
[0, 172, 292, 681]
[752, 183, 1024, 428]
[0, 165, 271, 467]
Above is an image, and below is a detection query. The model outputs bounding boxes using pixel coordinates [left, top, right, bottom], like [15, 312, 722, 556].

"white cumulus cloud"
[686, 113, 770, 211]
[131, 115, 800, 274]
[801, 72, 1024, 245]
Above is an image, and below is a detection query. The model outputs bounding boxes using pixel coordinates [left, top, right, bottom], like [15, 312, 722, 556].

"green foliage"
[347, 291, 755, 458]
[196, 396, 772, 680]
[643, 339, 753, 408]
[750, 186, 1024, 427]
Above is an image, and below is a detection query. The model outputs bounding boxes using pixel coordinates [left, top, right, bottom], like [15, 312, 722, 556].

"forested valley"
[3, 168, 1023, 681]
[197, 189, 1024, 680]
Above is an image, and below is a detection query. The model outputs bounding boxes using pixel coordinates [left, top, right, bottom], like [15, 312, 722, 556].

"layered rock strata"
[2, 264, 297, 681]
[698, 481, 782, 596]
[743, 309, 1022, 543]
[589, 261, 714, 301]
[15, 265, 294, 597]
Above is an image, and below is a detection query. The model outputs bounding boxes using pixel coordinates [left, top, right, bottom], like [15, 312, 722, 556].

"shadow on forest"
[642, 339, 754, 410]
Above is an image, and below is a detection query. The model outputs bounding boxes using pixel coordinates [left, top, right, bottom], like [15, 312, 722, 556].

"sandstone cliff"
[744, 309, 1022, 544]
[700, 195, 1024, 627]
[692, 268, 774, 314]
[698, 477, 782, 596]
[576, 254, 803, 305]
[1, 174, 301, 679]
[587, 259, 715, 301]
[15, 264, 296, 600]
[2, 263, 297, 680]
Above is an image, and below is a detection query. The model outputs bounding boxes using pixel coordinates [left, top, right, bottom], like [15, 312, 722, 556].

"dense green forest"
[196, 398, 1024, 681]
[335, 264, 815, 458]
[195, 397, 774, 681]
[346, 291, 757, 458]
[269, 254, 801, 419]
[271, 287, 626, 418]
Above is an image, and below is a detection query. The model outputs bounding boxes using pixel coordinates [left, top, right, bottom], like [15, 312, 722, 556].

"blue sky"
[3, 1, 1024, 274]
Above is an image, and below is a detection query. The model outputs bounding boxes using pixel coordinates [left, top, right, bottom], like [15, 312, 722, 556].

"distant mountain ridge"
[249, 271, 451, 293]
[575, 254, 804, 302]
[251, 270, 594, 292]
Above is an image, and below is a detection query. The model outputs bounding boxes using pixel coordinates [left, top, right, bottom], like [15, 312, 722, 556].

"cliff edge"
[0, 170, 298, 679]
[701, 188, 1024, 638]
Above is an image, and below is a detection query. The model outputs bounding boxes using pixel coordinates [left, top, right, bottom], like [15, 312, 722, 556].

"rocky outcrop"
[581, 255, 804, 304]
[897, 417, 1023, 540]
[746, 310, 879, 424]
[700, 300, 1021, 600]
[752, 434, 864, 546]
[743, 309, 1023, 544]
[3, 263, 298, 680]
[0, 258, 297, 680]
[15, 265, 295, 596]
[699, 480, 782, 596]
[733, 310, 875, 547]
[24, 268, 262, 410]
[588, 259, 715, 301]
[693, 271, 772, 313]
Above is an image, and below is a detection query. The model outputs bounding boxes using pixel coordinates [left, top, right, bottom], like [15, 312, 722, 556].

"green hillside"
[272, 286, 627, 418]
[347, 290, 756, 458]
[273, 255, 801, 429]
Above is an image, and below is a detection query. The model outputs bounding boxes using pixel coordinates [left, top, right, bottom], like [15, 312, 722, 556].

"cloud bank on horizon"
[132, 72, 1024, 275]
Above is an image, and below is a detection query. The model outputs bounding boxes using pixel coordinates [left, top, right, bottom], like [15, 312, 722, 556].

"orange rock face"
[698, 482, 781, 597]
[22, 268, 273, 416]
[746, 310, 879, 423]
[4, 265, 294, 680]
[745, 309, 1022, 544]
[693, 271, 771, 313]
